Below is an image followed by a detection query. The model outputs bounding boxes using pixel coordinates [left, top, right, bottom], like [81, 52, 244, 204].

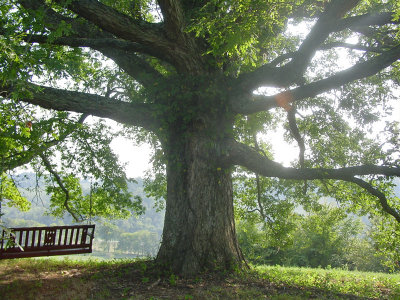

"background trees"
[237, 204, 389, 272]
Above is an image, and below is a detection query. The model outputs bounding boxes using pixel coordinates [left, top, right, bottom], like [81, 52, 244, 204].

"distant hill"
[2, 173, 399, 231]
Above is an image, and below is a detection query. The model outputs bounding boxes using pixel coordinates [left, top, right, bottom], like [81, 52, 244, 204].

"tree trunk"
[156, 127, 245, 276]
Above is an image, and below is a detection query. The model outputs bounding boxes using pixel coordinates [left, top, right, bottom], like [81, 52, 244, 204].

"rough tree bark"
[157, 132, 245, 275]
[154, 87, 246, 275]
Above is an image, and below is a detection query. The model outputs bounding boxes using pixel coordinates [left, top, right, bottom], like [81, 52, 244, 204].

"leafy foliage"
[188, 0, 295, 70]
[0, 173, 30, 211]
[237, 203, 390, 272]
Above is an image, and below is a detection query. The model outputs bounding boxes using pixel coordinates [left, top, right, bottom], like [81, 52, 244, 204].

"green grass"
[1, 257, 400, 299]
[255, 264, 400, 299]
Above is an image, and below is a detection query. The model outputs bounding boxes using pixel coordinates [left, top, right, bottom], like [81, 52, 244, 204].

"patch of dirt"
[0, 261, 94, 300]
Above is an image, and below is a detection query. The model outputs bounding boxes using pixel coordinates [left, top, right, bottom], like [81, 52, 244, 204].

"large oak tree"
[1, 0, 400, 275]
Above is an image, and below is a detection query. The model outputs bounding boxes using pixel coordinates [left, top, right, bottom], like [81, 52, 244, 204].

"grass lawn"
[255, 265, 400, 299]
[1, 257, 399, 299]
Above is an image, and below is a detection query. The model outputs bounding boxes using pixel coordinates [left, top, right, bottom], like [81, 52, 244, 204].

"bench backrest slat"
[31, 230, 36, 248]
[25, 230, 29, 249]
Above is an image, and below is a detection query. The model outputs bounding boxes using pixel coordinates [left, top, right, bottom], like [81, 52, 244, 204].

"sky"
[110, 137, 153, 178]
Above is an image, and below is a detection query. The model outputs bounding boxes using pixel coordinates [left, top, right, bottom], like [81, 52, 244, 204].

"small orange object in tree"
[26, 121, 32, 130]
[275, 91, 293, 111]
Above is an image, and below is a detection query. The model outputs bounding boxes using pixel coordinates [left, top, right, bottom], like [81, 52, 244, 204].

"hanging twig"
[251, 134, 279, 237]
[287, 107, 308, 193]
[39, 154, 83, 222]
[252, 135, 266, 221]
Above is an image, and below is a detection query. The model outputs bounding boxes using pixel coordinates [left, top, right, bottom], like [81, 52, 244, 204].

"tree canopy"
[1, 0, 400, 275]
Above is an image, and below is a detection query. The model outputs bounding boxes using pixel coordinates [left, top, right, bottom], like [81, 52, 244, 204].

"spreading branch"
[225, 139, 400, 179]
[333, 12, 400, 32]
[17, 34, 164, 87]
[287, 0, 361, 76]
[157, 0, 185, 41]
[51, 0, 203, 72]
[15, 0, 164, 86]
[237, 0, 362, 91]
[268, 12, 398, 65]
[232, 43, 400, 115]
[224, 138, 400, 221]
[1, 83, 160, 132]
[56, 0, 163, 45]
[349, 177, 400, 223]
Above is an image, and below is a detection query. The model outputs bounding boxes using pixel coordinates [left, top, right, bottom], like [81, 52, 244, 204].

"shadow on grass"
[0, 258, 384, 299]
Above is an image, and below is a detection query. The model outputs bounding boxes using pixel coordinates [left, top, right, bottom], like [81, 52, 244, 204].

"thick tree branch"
[0, 83, 160, 132]
[157, 0, 185, 41]
[18, 34, 164, 87]
[291, 12, 398, 55]
[224, 139, 400, 180]
[288, 0, 361, 74]
[333, 12, 399, 32]
[54, 0, 203, 72]
[58, 0, 163, 44]
[95, 50, 164, 88]
[18, 0, 106, 38]
[237, 0, 362, 91]
[236, 9, 399, 94]
[26, 36, 147, 53]
[224, 139, 400, 221]
[17, 0, 189, 72]
[232, 44, 400, 114]
[15, 0, 164, 86]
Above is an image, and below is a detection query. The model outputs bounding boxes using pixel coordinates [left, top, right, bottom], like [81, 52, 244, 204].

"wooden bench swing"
[0, 224, 95, 259]
[0, 156, 96, 259]
[0, 183, 95, 259]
